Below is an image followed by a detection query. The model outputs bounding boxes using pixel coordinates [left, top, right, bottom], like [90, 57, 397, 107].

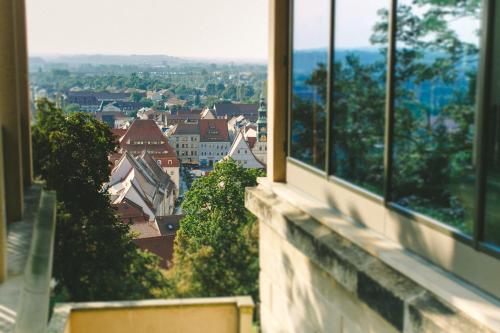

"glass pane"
[484, 6, 500, 248]
[392, 0, 481, 234]
[290, 0, 330, 169]
[331, 0, 388, 194]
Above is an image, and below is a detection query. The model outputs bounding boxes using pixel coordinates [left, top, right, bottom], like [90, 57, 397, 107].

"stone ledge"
[245, 184, 498, 333]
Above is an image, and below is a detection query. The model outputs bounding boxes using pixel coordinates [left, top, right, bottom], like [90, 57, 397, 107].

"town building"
[168, 123, 200, 165]
[107, 151, 176, 219]
[213, 101, 259, 121]
[100, 100, 142, 114]
[199, 119, 231, 167]
[95, 110, 133, 129]
[226, 130, 264, 169]
[65, 94, 100, 112]
[132, 234, 176, 269]
[146, 90, 163, 102]
[200, 108, 216, 119]
[113, 199, 162, 239]
[137, 108, 168, 126]
[67, 91, 131, 103]
[252, 97, 267, 164]
[119, 119, 180, 192]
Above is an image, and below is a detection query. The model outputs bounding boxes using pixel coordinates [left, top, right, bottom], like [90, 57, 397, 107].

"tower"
[257, 96, 267, 142]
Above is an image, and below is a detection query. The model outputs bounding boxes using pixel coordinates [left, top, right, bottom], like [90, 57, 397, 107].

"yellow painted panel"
[69, 304, 238, 333]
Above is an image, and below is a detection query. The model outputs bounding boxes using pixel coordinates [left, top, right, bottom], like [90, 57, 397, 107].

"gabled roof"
[199, 119, 229, 142]
[140, 151, 171, 185]
[122, 119, 169, 143]
[67, 95, 99, 106]
[113, 199, 149, 223]
[171, 123, 200, 135]
[214, 102, 259, 121]
[120, 120, 178, 160]
[227, 130, 264, 169]
[200, 108, 216, 119]
[107, 152, 176, 218]
[155, 156, 180, 168]
[111, 128, 127, 140]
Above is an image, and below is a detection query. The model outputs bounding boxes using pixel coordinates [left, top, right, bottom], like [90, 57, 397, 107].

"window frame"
[286, 0, 499, 292]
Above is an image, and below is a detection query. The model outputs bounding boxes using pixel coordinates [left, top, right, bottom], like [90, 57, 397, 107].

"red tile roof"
[120, 119, 179, 161]
[247, 136, 257, 149]
[122, 119, 169, 143]
[111, 128, 127, 140]
[155, 156, 180, 168]
[133, 234, 176, 269]
[199, 119, 229, 142]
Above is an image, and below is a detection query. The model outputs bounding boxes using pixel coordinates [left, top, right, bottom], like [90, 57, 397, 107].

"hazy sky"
[293, 0, 479, 50]
[26, 0, 268, 60]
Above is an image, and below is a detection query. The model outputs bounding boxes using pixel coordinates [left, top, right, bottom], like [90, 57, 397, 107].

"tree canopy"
[32, 100, 168, 301]
[166, 159, 263, 301]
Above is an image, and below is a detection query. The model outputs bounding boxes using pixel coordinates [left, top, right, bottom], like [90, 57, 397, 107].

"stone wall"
[246, 185, 496, 333]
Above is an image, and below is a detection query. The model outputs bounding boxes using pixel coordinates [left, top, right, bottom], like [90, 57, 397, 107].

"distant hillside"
[28, 54, 267, 72]
[293, 48, 384, 74]
[29, 54, 185, 68]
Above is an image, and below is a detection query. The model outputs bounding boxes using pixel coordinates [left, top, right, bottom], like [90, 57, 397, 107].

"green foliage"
[131, 92, 143, 103]
[139, 97, 154, 107]
[63, 103, 81, 114]
[32, 99, 168, 301]
[166, 159, 263, 301]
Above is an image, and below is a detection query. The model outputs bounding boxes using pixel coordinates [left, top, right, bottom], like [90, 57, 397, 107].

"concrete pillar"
[14, 0, 33, 188]
[237, 297, 254, 333]
[0, 129, 6, 282]
[0, 0, 24, 223]
[267, 0, 289, 182]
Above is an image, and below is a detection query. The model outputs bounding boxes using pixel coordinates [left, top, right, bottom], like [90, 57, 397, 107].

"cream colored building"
[168, 123, 200, 165]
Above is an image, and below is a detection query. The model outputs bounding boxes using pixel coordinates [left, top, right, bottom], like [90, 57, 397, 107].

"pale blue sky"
[26, 0, 268, 60]
[26, 0, 479, 59]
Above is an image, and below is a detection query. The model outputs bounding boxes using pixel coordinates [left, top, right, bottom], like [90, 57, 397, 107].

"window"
[288, 0, 498, 260]
[484, 7, 500, 249]
[391, 0, 481, 236]
[290, 0, 329, 169]
[331, 0, 387, 194]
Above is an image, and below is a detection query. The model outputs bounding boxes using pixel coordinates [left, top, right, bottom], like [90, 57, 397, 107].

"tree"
[131, 92, 143, 103]
[32, 99, 168, 301]
[222, 84, 237, 100]
[166, 159, 263, 301]
[206, 83, 217, 96]
[139, 97, 154, 107]
[63, 103, 81, 114]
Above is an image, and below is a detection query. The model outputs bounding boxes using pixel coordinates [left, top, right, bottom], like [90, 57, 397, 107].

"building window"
[288, 0, 497, 260]
[484, 9, 500, 248]
[289, 0, 329, 169]
[330, 0, 387, 195]
[390, 0, 481, 235]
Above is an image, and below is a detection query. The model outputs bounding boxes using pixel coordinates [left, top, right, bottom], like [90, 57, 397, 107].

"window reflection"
[484, 6, 500, 248]
[392, 0, 481, 234]
[331, 0, 388, 194]
[290, 0, 330, 169]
